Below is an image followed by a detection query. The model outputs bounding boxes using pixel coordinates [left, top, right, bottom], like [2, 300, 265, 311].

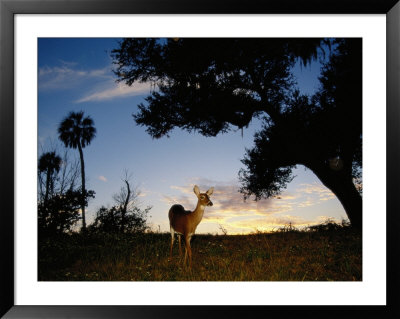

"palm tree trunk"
[45, 167, 50, 204]
[78, 142, 86, 231]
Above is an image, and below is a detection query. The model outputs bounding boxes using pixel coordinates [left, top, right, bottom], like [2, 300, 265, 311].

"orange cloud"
[298, 183, 335, 201]
[162, 178, 342, 234]
[98, 175, 107, 182]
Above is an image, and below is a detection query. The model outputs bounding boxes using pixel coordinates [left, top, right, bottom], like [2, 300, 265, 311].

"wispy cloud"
[39, 65, 111, 90]
[98, 176, 107, 182]
[58, 60, 78, 67]
[39, 61, 153, 103]
[75, 81, 151, 103]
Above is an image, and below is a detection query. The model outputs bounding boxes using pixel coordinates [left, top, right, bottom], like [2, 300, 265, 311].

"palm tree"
[58, 111, 96, 231]
[38, 151, 62, 204]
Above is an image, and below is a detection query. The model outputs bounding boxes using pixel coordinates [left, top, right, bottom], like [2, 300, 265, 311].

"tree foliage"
[89, 205, 150, 234]
[38, 189, 95, 237]
[58, 111, 96, 149]
[112, 38, 323, 137]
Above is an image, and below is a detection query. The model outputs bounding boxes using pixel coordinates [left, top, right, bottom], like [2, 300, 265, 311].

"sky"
[38, 38, 348, 234]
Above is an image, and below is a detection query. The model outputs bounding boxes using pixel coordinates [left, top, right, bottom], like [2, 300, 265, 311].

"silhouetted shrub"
[38, 189, 95, 237]
[307, 218, 351, 232]
[89, 205, 150, 234]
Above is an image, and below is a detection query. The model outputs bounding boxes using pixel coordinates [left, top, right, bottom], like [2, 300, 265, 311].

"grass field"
[39, 223, 361, 281]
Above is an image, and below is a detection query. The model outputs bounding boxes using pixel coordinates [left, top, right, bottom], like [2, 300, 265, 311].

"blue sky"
[38, 38, 347, 234]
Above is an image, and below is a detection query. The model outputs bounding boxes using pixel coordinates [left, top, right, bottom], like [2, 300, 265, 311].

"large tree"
[112, 38, 362, 229]
[58, 111, 96, 231]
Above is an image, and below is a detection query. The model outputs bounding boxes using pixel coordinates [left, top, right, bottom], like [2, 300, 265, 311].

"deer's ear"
[193, 185, 200, 197]
[206, 187, 214, 196]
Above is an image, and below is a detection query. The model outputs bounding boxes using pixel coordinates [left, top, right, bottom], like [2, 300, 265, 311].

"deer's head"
[193, 185, 214, 207]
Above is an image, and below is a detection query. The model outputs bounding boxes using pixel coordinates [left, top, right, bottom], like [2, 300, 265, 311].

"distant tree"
[111, 170, 144, 232]
[38, 148, 93, 237]
[112, 38, 362, 229]
[89, 172, 151, 233]
[38, 149, 80, 202]
[38, 151, 62, 204]
[58, 111, 96, 231]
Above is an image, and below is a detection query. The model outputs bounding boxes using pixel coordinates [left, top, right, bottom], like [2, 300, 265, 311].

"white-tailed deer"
[168, 185, 214, 267]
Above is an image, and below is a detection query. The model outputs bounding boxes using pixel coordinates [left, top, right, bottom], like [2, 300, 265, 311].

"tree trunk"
[309, 163, 362, 230]
[123, 180, 131, 214]
[121, 180, 131, 233]
[78, 143, 86, 231]
[44, 167, 50, 205]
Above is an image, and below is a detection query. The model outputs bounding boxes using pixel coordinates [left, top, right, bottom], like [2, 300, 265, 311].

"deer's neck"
[192, 201, 206, 226]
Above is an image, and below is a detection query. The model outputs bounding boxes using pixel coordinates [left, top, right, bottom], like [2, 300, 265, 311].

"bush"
[307, 218, 351, 232]
[89, 205, 150, 234]
[38, 189, 95, 237]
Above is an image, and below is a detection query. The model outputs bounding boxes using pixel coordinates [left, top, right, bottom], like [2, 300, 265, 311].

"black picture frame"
[1, 0, 399, 318]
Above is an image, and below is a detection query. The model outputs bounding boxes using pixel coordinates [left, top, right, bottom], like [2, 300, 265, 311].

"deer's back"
[169, 204, 193, 232]
[169, 204, 191, 215]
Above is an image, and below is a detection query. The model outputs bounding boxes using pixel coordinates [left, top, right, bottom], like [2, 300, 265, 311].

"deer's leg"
[184, 242, 188, 266]
[184, 235, 192, 268]
[170, 227, 175, 258]
[178, 235, 182, 256]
